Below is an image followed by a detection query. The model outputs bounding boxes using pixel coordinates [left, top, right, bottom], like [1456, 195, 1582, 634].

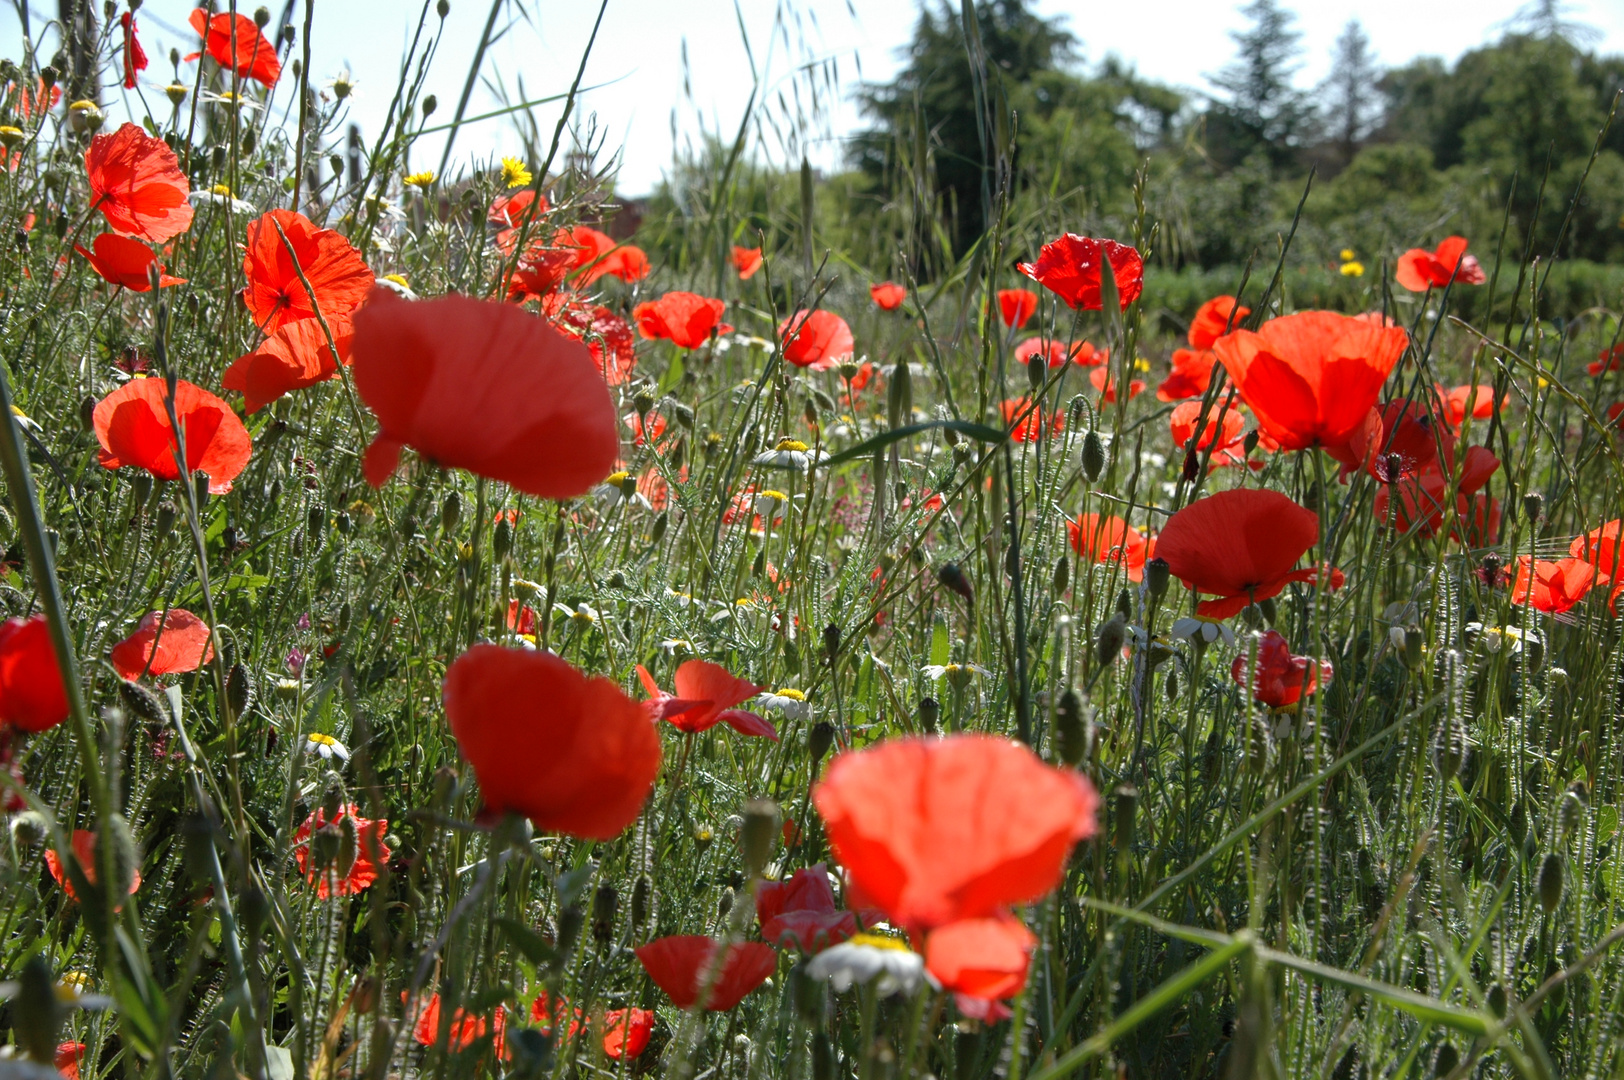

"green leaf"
[820, 420, 1006, 469]
[929, 613, 950, 668]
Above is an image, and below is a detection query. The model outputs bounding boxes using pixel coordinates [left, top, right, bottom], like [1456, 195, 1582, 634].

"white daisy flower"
[323, 69, 358, 101]
[1170, 615, 1235, 648]
[752, 489, 798, 518]
[188, 185, 256, 214]
[9, 405, 40, 432]
[921, 662, 989, 681]
[374, 274, 417, 299]
[554, 602, 599, 628]
[594, 470, 650, 510]
[658, 638, 696, 655]
[757, 688, 810, 721]
[806, 933, 932, 996]
[753, 438, 828, 472]
[304, 732, 349, 763]
[200, 90, 261, 112]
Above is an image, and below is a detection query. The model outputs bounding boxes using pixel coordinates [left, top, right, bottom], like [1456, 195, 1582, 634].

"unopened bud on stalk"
[440, 491, 461, 535]
[1053, 553, 1069, 594]
[1026, 354, 1046, 394]
[1116, 588, 1132, 619]
[556, 903, 584, 955]
[130, 472, 153, 506]
[887, 360, 912, 429]
[78, 394, 96, 431]
[437, 0, 450, 17]
[651, 511, 669, 544]
[1145, 557, 1170, 600]
[1487, 984, 1508, 1018]
[1054, 689, 1085, 766]
[717, 887, 734, 920]
[227, 661, 255, 716]
[631, 874, 652, 927]
[14, 955, 61, 1061]
[740, 800, 778, 878]
[592, 883, 618, 943]
[936, 562, 973, 605]
[193, 472, 210, 510]
[254, 5, 270, 26]
[1095, 614, 1127, 668]
[1434, 1045, 1459, 1077]
[311, 821, 343, 874]
[493, 517, 512, 560]
[1559, 786, 1586, 838]
[1522, 491, 1544, 526]
[1401, 625, 1424, 670]
[1113, 784, 1138, 852]
[917, 696, 939, 733]
[809, 721, 834, 766]
[822, 623, 841, 662]
[1538, 851, 1564, 912]
[1081, 430, 1106, 482]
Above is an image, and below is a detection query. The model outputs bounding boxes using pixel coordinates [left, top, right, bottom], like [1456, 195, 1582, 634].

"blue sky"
[7, 0, 1623, 195]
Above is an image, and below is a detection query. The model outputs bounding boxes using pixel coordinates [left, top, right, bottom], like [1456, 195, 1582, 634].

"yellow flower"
[403, 170, 436, 189]
[500, 157, 532, 189]
[773, 438, 809, 453]
[1340, 261, 1365, 278]
[1133, 357, 1152, 373]
[0, 125, 23, 149]
[1339, 248, 1356, 262]
[211, 183, 237, 197]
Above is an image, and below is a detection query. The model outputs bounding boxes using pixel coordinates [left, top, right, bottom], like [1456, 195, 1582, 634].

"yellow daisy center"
[772, 688, 806, 701]
[774, 438, 809, 452]
[847, 932, 910, 952]
[308, 733, 338, 747]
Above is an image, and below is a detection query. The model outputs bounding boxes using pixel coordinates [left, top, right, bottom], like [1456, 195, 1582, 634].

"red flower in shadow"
[1232, 630, 1332, 709]
[1155, 489, 1323, 619]
[293, 803, 390, 898]
[45, 829, 141, 904]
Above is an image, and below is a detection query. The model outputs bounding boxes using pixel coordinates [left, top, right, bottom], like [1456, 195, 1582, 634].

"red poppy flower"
[1211, 311, 1408, 451]
[997, 288, 1038, 328]
[756, 864, 860, 953]
[602, 1008, 656, 1060]
[634, 292, 729, 349]
[1157, 348, 1217, 401]
[546, 294, 638, 385]
[1512, 556, 1595, 614]
[1016, 234, 1143, 311]
[779, 309, 854, 370]
[353, 290, 618, 497]
[1440, 384, 1500, 429]
[1000, 397, 1062, 442]
[555, 226, 649, 284]
[55, 1042, 85, 1080]
[186, 8, 282, 86]
[634, 659, 776, 739]
[9, 78, 60, 118]
[1231, 630, 1332, 709]
[0, 615, 68, 733]
[870, 282, 907, 310]
[924, 914, 1036, 1001]
[1373, 472, 1501, 545]
[1155, 489, 1321, 619]
[75, 233, 185, 291]
[1068, 514, 1149, 582]
[1572, 521, 1624, 584]
[503, 244, 573, 304]
[292, 803, 390, 898]
[1170, 401, 1246, 455]
[109, 609, 214, 681]
[625, 410, 667, 448]
[812, 733, 1098, 933]
[45, 829, 141, 903]
[410, 994, 504, 1052]
[1089, 367, 1144, 402]
[635, 935, 777, 1011]
[1589, 344, 1624, 377]
[530, 992, 586, 1039]
[1188, 295, 1250, 350]
[1333, 401, 1439, 483]
[489, 189, 548, 231]
[732, 246, 764, 280]
[1395, 236, 1485, 292]
[93, 378, 252, 493]
[119, 12, 148, 90]
[1013, 338, 1105, 368]
[242, 210, 372, 333]
[85, 122, 193, 243]
[505, 600, 538, 638]
[443, 645, 660, 840]
[223, 315, 355, 414]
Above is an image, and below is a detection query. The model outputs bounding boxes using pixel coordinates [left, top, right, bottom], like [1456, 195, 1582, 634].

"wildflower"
[921, 662, 990, 690]
[1588, 343, 1624, 377]
[8, 78, 60, 119]
[93, 378, 252, 493]
[1211, 311, 1409, 451]
[109, 609, 214, 681]
[1155, 489, 1323, 620]
[224, 316, 354, 414]
[293, 803, 389, 898]
[409, 993, 504, 1052]
[634, 292, 729, 349]
[602, 1008, 655, 1060]
[753, 437, 827, 472]
[1396, 236, 1486, 291]
[443, 645, 661, 840]
[1339, 248, 1356, 262]
[1440, 384, 1501, 429]
[635, 659, 777, 739]
[1571, 520, 1624, 583]
[758, 687, 810, 721]
[375, 274, 416, 298]
[489, 188, 546, 231]
[1340, 261, 1365, 277]
[324, 69, 356, 99]
[1511, 556, 1595, 614]
[778, 309, 855, 369]
[500, 156, 532, 188]
[555, 225, 650, 284]
[1000, 397, 1062, 443]
[634, 935, 778, 1011]
[997, 288, 1038, 328]
[731, 245, 765, 279]
[757, 864, 860, 953]
[812, 733, 1098, 934]
[1068, 514, 1150, 582]
[187, 8, 283, 86]
[1169, 400, 1246, 456]
[594, 470, 647, 510]
[0, 615, 69, 733]
[870, 281, 907, 310]
[1188, 295, 1251, 350]
[1017, 233, 1144, 311]
[924, 914, 1036, 1001]
[353, 290, 618, 498]
[188, 184, 255, 213]
[304, 732, 350, 762]
[45, 830, 141, 904]
[119, 12, 148, 91]
[529, 992, 585, 1039]
[1232, 630, 1332, 709]
[553, 601, 600, 628]
[56, 1041, 86, 1080]
[1157, 348, 1217, 401]
[242, 209, 373, 333]
[806, 932, 929, 994]
[85, 123, 193, 243]
[200, 89, 261, 112]
[1013, 338, 1105, 368]
[74, 233, 185, 291]
[403, 170, 436, 189]
[1170, 614, 1236, 647]
[546, 294, 638, 384]
[1089, 367, 1145, 402]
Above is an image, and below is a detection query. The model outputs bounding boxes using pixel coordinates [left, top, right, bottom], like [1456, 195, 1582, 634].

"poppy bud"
[1095, 614, 1127, 668]
[1053, 553, 1069, 594]
[335, 511, 352, 535]
[740, 799, 778, 878]
[631, 873, 652, 927]
[937, 562, 973, 605]
[130, 472, 153, 506]
[809, 721, 834, 766]
[39, 65, 57, 90]
[1081, 430, 1105, 482]
[1145, 557, 1170, 600]
[1560, 786, 1585, 838]
[1054, 688, 1085, 766]
[1434, 1045, 1459, 1077]
[823, 623, 841, 662]
[119, 679, 167, 723]
[1116, 588, 1132, 619]
[1401, 625, 1424, 670]
[592, 883, 618, 943]
[77, 393, 97, 431]
[1245, 713, 1272, 773]
[555, 903, 584, 956]
[311, 821, 343, 874]
[254, 5, 270, 26]
[1182, 446, 1199, 481]
[493, 517, 512, 560]
[717, 887, 734, 920]
[1522, 491, 1543, 525]
[155, 501, 179, 542]
[1258, 597, 1277, 625]
[651, 511, 668, 544]
[192, 472, 210, 510]
[917, 696, 939, 732]
[1486, 983, 1507, 1018]
[1026, 354, 1046, 394]
[1113, 784, 1137, 853]
[227, 661, 255, 716]
[887, 361, 912, 430]
[1538, 851, 1564, 912]
[180, 812, 218, 883]
[437, 0, 449, 17]
[1165, 669, 1179, 700]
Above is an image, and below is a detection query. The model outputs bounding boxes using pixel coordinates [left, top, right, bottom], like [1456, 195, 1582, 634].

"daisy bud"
[1145, 557, 1170, 600]
[936, 562, 974, 605]
[118, 679, 166, 723]
[1095, 614, 1127, 668]
[1081, 430, 1106, 482]
[1538, 851, 1564, 913]
[1054, 688, 1085, 766]
[917, 696, 939, 733]
[809, 721, 834, 766]
[741, 799, 778, 878]
[1522, 491, 1543, 525]
[78, 394, 96, 431]
[633, 390, 655, 417]
[631, 873, 652, 927]
[887, 360, 912, 429]
[592, 883, 618, 943]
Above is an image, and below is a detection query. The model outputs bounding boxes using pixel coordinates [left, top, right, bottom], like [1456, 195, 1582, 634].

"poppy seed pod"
[118, 679, 167, 724]
[1144, 557, 1170, 600]
[77, 393, 97, 432]
[1095, 614, 1127, 668]
[917, 696, 940, 732]
[1054, 688, 1086, 766]
[740, 800, 779, 878]
[887, 360, 912, 430]
[1053, 553, 1069, 594]
[809, 721, 835, 766]
[1538, 852, 1564, 912]
[937, 562, 974, 605]
[1522, 491, 1544, 525]
[631, 873, 652, 927]
[823, 623, 841, 662]
[592, 883, 618, 943]
[1081, 430, 1106, 482]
